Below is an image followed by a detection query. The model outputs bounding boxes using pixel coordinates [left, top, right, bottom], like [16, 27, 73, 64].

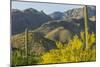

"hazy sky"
[12, 1, 84, 14]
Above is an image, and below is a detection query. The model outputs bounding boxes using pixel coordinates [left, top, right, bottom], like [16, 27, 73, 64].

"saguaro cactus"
[83, 5, 88, 49]
[25, 28, 28, 63]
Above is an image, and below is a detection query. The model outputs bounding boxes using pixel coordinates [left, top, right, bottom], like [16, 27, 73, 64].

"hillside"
[11, 31, 57, 55]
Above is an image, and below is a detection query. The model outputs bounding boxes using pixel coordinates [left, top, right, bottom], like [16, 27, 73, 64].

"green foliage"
[12, 49, 41, 66]
[12, 50, 27, 66]
[27, 53, 41, 65]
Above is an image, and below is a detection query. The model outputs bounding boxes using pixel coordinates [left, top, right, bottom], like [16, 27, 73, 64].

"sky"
[12, 1, 84, 14]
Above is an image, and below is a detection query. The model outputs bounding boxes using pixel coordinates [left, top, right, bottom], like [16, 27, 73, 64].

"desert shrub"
[12, 49, 41, 66]
[40, 32, 96, 64]
[12, 50, 27, 66]
[67, 35, 83, 50]
[27, 53, 41, 65]
[87, 32, 96, 49]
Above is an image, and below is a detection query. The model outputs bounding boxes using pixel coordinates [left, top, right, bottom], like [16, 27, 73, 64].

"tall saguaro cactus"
[25, 28, 28, 63]
[83, 5, 88, 49]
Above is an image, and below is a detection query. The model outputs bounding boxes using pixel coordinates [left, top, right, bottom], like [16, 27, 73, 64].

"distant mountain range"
[50, 6, 96, 20]
[11, 6, 96, 35]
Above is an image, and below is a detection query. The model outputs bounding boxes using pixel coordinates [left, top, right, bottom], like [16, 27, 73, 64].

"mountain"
[64, 6, 96, 19]
[11, 8, 52, 35]
[49, 12, 66, 20]
[48, 6, 96, 20]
